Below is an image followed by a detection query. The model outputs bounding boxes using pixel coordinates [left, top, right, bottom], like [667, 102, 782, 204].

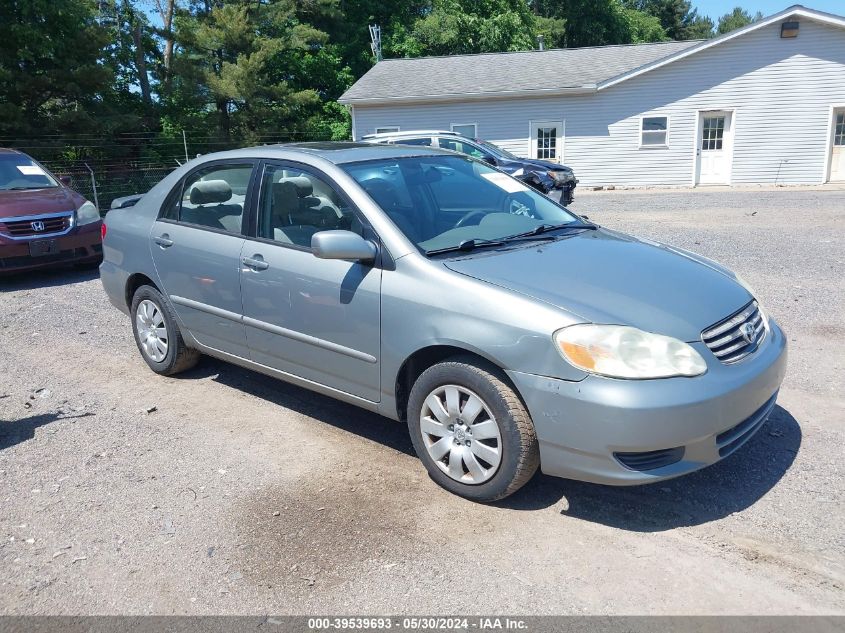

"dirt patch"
[232, 475, 426, 593]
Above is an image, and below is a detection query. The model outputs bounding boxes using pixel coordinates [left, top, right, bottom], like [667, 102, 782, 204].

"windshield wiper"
[3, 186, 48, 191]
[425, 221, 598, 256]
[426, 237, 507, 256]
[506, 221, 598, 239]
[425, 231, 568, 256]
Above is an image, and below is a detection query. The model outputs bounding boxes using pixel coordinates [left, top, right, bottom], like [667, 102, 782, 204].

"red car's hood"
[0, 187, 82, 218]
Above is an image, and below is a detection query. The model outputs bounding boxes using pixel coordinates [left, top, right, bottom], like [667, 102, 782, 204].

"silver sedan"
[100, 143, 787, 502]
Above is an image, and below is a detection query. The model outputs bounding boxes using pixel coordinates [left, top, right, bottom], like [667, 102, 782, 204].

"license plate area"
[29, 239, 60, 257]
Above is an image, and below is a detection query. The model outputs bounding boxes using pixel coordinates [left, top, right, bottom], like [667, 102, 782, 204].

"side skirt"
[190, 340, 384, 416]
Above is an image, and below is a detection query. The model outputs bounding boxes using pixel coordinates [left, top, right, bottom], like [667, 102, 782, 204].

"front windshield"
[343, 155, 581, 254]
[474, 139, 519, 161]
[0, 154, 58, 190]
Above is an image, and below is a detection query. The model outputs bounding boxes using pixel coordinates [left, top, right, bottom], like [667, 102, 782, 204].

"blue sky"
[695, 0, 842, 20]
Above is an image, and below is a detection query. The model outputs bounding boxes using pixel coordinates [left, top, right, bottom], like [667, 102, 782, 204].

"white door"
[696, 111, 733, 185]
[530, 121, 563, 164]
[829, 110, 845, 182]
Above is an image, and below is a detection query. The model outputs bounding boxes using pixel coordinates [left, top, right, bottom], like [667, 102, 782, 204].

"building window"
[375, 126, 399, 134]
[640, 116, 669, 147]
[835, 112, 845, 146]
[701, 116, 726, 150]
[451, 123, 477, 138]
[537, 127, 557, 160]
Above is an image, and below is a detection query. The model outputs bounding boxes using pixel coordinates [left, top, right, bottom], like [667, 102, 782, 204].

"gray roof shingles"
[339, 40, 700, 103]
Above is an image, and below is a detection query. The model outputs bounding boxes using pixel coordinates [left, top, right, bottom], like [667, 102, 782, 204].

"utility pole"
[369, 25, 382, 62]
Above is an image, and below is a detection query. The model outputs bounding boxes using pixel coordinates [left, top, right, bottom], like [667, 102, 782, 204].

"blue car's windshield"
[342, 155, 581, 255]
[474, 139, 519, 161]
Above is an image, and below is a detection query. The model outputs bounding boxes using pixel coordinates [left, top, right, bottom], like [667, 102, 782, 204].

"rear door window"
[162, 163, 254, 233]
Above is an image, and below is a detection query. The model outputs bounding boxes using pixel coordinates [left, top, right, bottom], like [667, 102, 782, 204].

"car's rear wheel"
[407, 356, 539, 502]
[130, 285, 200, 375]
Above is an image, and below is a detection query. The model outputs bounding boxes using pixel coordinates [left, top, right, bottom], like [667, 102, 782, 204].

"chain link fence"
[42, 162, 178, 212]
[5, 130, 335, 214]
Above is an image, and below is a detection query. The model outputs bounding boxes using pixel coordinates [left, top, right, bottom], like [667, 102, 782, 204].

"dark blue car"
[364, 130, 578, 205]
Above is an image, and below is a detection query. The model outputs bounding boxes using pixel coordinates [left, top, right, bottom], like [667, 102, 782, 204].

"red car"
[0, 148, 102, 273]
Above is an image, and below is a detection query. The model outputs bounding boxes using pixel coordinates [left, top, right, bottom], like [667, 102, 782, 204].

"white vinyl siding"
[353, 19, 845, 186]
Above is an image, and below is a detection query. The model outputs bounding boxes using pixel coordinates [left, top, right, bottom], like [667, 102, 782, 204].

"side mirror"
[59, 175, 72, 186]
[483, 155, 497, 166]
[311, 230, 377, 262]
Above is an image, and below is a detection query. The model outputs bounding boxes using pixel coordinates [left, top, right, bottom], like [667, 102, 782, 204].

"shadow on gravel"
[174, 358, 799, 530]
[0, 267, 99, 291]
[504, 405, 801, 530]
[0, 411, 95, 451]
[178, 357, 416, 456]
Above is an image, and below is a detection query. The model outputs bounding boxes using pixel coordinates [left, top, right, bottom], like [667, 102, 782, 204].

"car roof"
[187, 142, 456, 166]
[0, 148, 25, 156]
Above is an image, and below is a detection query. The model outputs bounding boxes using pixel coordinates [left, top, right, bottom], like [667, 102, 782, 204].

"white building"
[340, 5, 845, 187]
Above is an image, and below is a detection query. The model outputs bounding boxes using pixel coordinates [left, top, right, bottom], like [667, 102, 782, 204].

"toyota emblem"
[740, 322, 756, 344]
[30, 221, 45, 232]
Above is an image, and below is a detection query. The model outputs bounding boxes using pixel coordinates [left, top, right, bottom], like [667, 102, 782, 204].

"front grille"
[0, 213, 72, 238]
[614, 446, 684, 471]
[701, 300, 766, 364]
[716, 393, 777, 457]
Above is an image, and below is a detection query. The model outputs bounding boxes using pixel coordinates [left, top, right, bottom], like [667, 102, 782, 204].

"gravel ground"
[0, 188, 843, 615]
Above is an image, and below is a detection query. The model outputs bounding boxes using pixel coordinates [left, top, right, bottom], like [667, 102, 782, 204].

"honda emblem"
[30, 221, 45, 232]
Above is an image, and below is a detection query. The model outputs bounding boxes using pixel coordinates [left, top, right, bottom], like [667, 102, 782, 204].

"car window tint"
[160, 184, 182, 221]
[343, 155, 578, 253]
[258, 165, 357, 248]
[177, 164, 252, 232]
[393, 137, 432, 146]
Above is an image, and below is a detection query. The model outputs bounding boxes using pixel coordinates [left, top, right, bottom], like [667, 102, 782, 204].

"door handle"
[154, 234, 174, 248]
[242, 255, 269, 271]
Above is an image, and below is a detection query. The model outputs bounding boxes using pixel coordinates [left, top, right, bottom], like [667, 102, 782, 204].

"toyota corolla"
[100, 143, 787, 502]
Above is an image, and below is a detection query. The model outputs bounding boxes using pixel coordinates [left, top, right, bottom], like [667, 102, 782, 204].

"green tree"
[0, 0, 115, 138]
[685, 14, 715, 38]
[717, 7, 763, 35]
[170, 0, 351, 142]
[625, 0, 713, 39]
[622, 7, 669, 43]
[389, 0, 537, 57]
[530, 0, 666, 48]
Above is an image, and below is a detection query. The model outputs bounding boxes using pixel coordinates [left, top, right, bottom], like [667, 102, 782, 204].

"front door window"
[537, 127, 557, 160]
[532, 121, 562, 163]
[701, 116, 726, 151]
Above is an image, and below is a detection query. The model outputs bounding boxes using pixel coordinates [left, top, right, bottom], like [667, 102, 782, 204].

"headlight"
[76, 201, 100, 225]
[547, 170, 572, 184]
[554, 324, 707, 379]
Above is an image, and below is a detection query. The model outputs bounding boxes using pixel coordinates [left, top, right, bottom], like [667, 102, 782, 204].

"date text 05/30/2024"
[306, 617, 528, 630]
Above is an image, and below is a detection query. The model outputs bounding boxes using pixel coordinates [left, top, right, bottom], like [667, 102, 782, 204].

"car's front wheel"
[130, 285, 200, 375]
[407, 356, 540, 502]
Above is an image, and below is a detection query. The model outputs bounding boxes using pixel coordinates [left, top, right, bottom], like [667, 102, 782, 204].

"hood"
[444, 228, 752, 342]
[0, 187, 82, 218]
[505, 157, 573, 173]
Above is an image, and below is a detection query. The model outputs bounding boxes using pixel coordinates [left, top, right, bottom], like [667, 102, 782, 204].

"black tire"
[407, 356, 540, 502]
[130, 285, 200, 375]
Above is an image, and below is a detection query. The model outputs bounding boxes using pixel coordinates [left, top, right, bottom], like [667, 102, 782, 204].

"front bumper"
[546, 181, 577, 205]
[507, 319, 788, 485]
[0, 223, 102, 273]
